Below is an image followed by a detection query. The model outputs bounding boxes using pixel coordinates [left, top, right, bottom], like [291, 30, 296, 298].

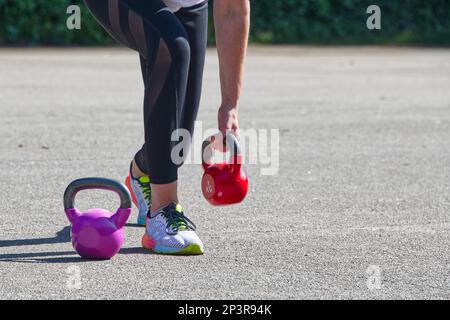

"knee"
[169, 37, 191, 68]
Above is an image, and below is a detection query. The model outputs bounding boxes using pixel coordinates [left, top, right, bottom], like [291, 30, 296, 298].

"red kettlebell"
[201, 134, 248, 205]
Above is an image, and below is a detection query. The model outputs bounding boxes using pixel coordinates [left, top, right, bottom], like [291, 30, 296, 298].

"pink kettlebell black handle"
[202, 133, 242, 167]
[63, 177, 132, 210]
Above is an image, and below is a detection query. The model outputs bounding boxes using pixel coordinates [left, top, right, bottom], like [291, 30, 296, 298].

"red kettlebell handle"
[63, 177, 132, 210]
[202, 133, 243, 173]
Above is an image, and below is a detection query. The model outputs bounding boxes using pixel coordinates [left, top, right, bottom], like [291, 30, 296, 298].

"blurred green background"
[0, 0, 449, 46]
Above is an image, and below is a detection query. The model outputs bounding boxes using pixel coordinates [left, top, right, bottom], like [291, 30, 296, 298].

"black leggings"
[84, 0, 208, 184]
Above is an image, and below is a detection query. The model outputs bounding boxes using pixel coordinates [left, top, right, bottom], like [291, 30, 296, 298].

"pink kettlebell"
[63, 177, 132, 260]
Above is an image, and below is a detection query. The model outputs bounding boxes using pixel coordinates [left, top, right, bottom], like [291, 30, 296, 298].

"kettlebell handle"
[202, 133, 243, 171]
[64, 177, 132, 210]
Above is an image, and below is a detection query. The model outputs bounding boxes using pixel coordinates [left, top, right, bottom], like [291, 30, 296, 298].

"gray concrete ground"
[0, 47, 449, 300]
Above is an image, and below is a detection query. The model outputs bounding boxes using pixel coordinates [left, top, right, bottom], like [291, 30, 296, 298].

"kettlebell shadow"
[0, 226, 71, 248]
[125, 223, 144, 228]
[0, 226, 94, 264]
[0, 251, 89, 264]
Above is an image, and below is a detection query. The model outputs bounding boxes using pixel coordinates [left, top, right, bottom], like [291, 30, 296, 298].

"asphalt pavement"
[0, 46, 449, 299]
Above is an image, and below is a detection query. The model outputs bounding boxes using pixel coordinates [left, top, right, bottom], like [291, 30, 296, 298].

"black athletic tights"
[84, 0, 208, 184]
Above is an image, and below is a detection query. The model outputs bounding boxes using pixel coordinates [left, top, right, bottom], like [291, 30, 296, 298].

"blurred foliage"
[248, 0, 450, 45]
[0, 0, 449, 46]
[0, 0, 113, 45]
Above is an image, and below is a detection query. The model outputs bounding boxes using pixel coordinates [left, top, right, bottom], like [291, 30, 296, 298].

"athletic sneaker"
[142, 203, 204, 255]
[125, 168, 151, 226]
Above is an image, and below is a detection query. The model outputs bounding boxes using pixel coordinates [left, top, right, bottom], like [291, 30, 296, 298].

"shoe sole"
[125, 175, 146, 226]
[141, 234, 204, 255]
[125, 175, 138, 207]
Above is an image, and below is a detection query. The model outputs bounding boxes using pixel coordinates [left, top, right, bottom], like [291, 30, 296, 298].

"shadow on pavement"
[0, 226, 86, 263]
[0, 247, 156, 263]
[0, 226, 71, 248]
[0, 226, 157, 263]
[125, 223, 145, 228]
[119, 247, 156, 255]
[0, 251, 87, 263]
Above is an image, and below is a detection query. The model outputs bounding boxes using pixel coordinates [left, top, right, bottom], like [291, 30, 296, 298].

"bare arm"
[214, 0, 250, 137]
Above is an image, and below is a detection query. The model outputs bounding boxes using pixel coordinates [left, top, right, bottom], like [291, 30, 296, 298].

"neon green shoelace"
[160, 205, 196, 234]
[137, 177, 151, 205]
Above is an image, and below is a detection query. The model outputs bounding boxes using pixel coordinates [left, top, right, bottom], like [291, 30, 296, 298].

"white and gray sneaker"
[141, 203, 204, 255]
[125, 170, 151, 226]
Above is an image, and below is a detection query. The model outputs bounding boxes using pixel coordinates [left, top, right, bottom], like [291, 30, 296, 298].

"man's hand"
[218, 105, 239, 137]
[214, 0, 250, 138]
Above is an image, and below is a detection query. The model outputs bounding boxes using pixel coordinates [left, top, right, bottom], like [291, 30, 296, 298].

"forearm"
[214, 0, 250, 108]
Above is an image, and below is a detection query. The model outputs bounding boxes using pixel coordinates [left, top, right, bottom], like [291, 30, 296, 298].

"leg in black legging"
[176, 3, 209, 156]
[84, 0, 208, 184]
[134, 2, 209, 178]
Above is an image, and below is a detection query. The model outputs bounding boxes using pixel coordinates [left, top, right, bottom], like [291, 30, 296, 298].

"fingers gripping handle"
[63, 177, 132, 210]
[202, 139, 214, 167]
[202, 134, 243, 167]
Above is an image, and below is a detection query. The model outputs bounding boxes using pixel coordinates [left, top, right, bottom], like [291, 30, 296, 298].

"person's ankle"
[150, 200, 178, 217]
[150, 181, 178, 217]
[131, 159, 148, 179]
